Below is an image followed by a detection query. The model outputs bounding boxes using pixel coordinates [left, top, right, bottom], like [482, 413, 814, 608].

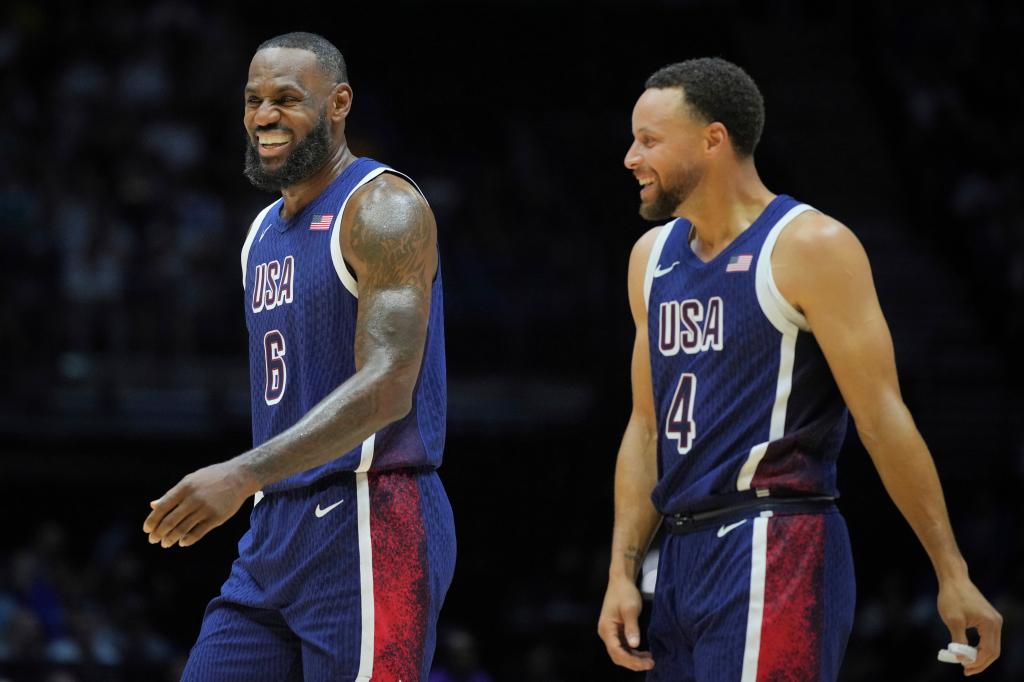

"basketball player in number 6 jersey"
[142, 32, 455, 681]
[597, 58, 1001, 680]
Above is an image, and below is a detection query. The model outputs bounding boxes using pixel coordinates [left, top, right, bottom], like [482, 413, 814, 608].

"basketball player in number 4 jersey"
[597, 58, 1001, 680]
[143, 32, 455, 681]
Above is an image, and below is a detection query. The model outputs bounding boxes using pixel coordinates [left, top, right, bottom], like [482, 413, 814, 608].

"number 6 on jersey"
[264, 330, 287, 405]
[666, 372, 696, 454]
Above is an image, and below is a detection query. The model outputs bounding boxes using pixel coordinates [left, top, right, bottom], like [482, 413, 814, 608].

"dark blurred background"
[1, 0, 1021, 680]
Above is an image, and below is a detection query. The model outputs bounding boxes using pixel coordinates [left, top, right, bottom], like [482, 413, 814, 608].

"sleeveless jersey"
[240, 157, 446, 493]
[645, 195, 847, 515]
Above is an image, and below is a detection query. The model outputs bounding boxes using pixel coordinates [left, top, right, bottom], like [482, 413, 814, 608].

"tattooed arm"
[242, 173, 436, 482]
[143, 174, 436, 548]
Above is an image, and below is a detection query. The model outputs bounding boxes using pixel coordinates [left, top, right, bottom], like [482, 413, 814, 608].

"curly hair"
[646, 58, 764, 158]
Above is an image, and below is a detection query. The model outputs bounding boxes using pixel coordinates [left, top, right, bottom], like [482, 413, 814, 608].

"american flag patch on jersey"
[309, 214, 334, 230]
[726, 254, 753, 272]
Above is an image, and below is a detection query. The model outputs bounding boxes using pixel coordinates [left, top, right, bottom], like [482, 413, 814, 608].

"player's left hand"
[143, 460, 261, 548]
[937, 575, 1002, 676]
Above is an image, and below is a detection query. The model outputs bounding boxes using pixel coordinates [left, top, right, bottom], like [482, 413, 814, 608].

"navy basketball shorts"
[181, 468, 456, 682]
[647, 508, 855, 682]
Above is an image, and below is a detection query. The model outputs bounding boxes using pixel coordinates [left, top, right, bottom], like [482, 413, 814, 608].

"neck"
[279, 143, 356, 219]
[675, 160, 775, 262]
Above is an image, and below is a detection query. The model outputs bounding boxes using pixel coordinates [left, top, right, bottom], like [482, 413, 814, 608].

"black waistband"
[663, 496, 837, 534]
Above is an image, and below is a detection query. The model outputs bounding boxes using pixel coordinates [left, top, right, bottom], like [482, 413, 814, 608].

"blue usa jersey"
[645, 195, 847, 515]
[240, 157, 446, 493]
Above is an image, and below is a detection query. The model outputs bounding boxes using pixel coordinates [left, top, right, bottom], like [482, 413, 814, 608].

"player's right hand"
[144, 460, 260, 548]
[597, 576, 655, 671]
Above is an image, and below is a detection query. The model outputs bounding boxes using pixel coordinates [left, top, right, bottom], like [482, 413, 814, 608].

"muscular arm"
[598, 227, 661, 672]
[242, 173, 436, 483]
[773, 213, 1002, 675]
[144, 174, 436, 547]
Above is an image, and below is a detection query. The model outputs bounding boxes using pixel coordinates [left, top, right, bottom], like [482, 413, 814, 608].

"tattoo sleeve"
[240, 175, 437, 486]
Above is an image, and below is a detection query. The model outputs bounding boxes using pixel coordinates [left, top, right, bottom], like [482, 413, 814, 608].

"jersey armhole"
[329, 168, 430, 298]
[755, 204, 816, 333]
[642, 219, 678, 311]
[240, 200, 279, 288]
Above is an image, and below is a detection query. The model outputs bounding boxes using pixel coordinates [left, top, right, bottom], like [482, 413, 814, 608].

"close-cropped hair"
[646, 58, 765, 157]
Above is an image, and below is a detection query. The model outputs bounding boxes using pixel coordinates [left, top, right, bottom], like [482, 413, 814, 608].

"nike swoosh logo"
[314, 499, 345, 518]
[716, 519, 748, 538]
[653, 261, 680, 277]
[258, 224, 273, 242]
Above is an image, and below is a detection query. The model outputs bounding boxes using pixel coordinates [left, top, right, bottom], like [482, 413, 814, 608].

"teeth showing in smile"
[257, 132, 293, 146]
[638, 178, 654, 187]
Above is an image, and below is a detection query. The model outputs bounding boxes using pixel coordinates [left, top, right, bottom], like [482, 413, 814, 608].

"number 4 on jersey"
[666, 373, 696, 454]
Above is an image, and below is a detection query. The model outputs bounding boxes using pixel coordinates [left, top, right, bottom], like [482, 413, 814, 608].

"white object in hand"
[937, 642, 978, 665]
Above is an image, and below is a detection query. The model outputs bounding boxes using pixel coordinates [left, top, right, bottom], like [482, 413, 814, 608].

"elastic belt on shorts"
[663, 496, 837, 535]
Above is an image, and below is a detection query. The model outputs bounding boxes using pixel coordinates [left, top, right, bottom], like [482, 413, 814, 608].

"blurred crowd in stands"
[0, 523, 182, 682]
[0, 3, 248, 381]
[867, 1, 1024, 355]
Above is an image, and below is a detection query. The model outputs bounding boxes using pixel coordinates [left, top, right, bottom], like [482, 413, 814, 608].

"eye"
[246, 96, 261, 106]
[278, 95, 300, 105]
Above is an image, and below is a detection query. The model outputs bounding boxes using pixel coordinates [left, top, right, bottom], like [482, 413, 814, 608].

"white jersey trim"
[240, 201, 278, 288]
[737, 327, 799, 491]
[737, 203, 815, 492]
[740, 512, 772, 681]
[643, 219, 678, 310]
[755, 203, 816, 333]
[355, 472, 375, 680]
[355, 432, 376, 474]
[329, 166, 428, 299]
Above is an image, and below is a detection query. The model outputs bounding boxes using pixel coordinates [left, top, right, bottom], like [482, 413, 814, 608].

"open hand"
[143, 460, 260, 548]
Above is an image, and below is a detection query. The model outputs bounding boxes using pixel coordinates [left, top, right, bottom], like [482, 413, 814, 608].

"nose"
[252, 100, 281, 127]
[624, 141, 641, 170]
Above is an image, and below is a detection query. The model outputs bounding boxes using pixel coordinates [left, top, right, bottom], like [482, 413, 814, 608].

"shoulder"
[342, 171, 436, 251]
[772, 209, 873, 313]
[340, 170, 437, 278]
[774, 209, 865, 263]
[346, 172, 432, 232]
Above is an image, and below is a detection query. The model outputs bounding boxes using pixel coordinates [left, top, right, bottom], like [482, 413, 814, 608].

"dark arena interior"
[1, 1, 1021, 680]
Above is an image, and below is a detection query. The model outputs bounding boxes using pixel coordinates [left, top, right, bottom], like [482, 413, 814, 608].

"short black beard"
[640, 187, 685, 221]
[244, 111, 333, 192]
[639, 165, 704, 221]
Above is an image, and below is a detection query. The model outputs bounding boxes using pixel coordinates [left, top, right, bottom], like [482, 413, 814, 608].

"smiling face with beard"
[244, 108, 332, 192]
[638, 156, 705, 221]
[624, 87, 710, 221]
[243, 46, 351, 195]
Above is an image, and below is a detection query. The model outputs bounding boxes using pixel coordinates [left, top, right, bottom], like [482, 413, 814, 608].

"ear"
[704, 121, 728, 156]
[329, 83, 353, 123]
